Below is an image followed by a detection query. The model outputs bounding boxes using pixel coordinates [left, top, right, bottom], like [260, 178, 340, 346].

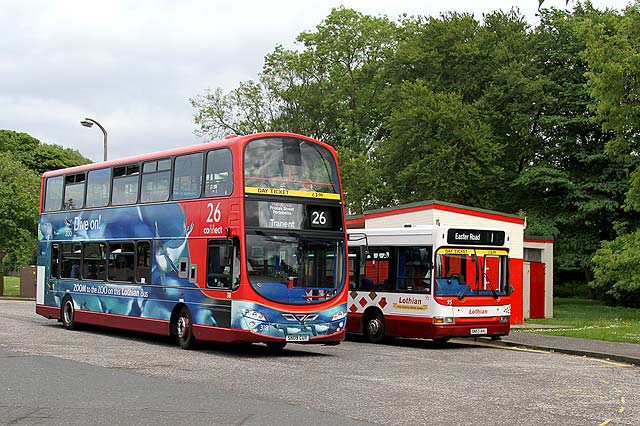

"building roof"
[346, 199, 525, 226]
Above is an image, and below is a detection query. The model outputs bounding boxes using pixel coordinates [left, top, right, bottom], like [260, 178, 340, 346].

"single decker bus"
[36, 132, 348, 350]
[347, 226, 512, 343]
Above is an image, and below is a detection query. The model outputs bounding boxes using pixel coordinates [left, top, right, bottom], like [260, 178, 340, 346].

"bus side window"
[85, 168, 111, 208]
[64, 173, 86, 210]
[140, 159, 171, 203]
[136, 241, 151, 284]
[348, 248, 359, 290]
[173, 152, 203, 200]
[44, 176, 64, 212]
[60, 243, 81, 279]
[50, 243, 60, 278]
[82, 242, 106, 281]
[108, 242, 135, 282]
[206, 239, 233, 289]
[112, 164, 140, 206]
[204, 149, 233, 197]
[363, 247, 391, 290]
[397, 247, 431, 293]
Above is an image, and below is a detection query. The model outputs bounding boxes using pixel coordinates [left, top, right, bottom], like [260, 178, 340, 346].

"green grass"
[521, 298, 640, 344]
[1, 276, 20, 297]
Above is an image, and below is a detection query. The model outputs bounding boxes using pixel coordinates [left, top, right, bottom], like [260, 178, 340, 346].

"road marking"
[599, 419, 612, 426]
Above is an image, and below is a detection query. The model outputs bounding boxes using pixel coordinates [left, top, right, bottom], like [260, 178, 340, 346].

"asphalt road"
[0, 300, 637, 425]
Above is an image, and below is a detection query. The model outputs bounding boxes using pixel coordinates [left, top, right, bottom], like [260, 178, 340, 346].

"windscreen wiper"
[458, 287, 467, 300]
[484, 273, 499, 300]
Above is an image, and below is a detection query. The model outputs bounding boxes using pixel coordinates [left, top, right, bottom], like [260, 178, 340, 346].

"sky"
[0, 0, 631, 163]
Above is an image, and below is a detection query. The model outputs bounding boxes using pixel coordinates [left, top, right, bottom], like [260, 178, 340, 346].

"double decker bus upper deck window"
[112, 164, 140, 206]
[85, 168, 111, 208]
[173, 152, 203, 200]
[64, 173, 86, 210]
[141, 159, 171, 203]
[44, 176, 64, 212]
[244, 137, 339, 195]
[204, 149, 233, 197]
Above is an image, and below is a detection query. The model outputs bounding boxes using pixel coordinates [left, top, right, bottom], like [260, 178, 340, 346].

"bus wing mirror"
[507, 284, 515, 295]
[224, 239, 233, 259]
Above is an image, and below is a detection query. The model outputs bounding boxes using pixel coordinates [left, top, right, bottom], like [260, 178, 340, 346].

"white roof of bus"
[347, 225, 511, 247]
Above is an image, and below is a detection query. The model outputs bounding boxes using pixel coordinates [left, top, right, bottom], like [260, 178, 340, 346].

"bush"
[590, 230, 640, 308]
[553, 281, 592, 298]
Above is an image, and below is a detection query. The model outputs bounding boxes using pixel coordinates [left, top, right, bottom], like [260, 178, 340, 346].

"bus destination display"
[245, 201, 337, 231]
[447, 229, 505, 246]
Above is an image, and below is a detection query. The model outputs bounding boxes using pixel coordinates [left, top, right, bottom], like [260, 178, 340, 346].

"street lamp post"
[80, 117, 108, 161]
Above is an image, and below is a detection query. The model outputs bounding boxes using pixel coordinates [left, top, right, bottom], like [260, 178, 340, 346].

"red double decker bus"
[36, 132, 348, 350]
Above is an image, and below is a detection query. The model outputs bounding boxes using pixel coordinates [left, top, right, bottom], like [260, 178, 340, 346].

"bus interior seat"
[361, 277, 374, 289]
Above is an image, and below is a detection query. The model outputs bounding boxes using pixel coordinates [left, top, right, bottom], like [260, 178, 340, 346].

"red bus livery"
[347, 226, 512, 343]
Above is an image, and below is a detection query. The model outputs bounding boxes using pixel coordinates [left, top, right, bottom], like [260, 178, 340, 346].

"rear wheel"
[176, 307, 196, 350]
[61, 296, 76, 330]
[363, 311, 385, 343]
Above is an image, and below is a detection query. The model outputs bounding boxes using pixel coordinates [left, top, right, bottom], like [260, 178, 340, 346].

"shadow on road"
[38, 321, 335, 358]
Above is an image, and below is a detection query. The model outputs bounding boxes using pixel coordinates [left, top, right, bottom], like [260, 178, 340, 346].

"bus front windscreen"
[434, 249, 509, 298]
[244, 137, 339, 195]
[246, 232, 345, 304]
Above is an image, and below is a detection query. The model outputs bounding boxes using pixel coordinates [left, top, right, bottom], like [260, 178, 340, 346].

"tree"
[513, 5, 632, 275]
[191, 7, 398, 213]
[0, 130, 90, 174]
[580, 2, 640, 305]
[0, 153, 40, 285]
[0, 130, 90, 286]
[377, 81, 504, 207]
[591, 229, 640, 307]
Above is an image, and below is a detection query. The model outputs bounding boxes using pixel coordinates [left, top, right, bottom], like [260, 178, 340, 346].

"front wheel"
[363, 311, 385, 343]
[176, 307, 196, 350]
[61, 296, 76, 330]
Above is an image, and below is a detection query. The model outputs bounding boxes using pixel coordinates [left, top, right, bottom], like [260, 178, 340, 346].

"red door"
[529, 262, 545, 318]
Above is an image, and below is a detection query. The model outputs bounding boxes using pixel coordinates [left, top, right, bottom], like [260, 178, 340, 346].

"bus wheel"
[61, 296, 76, 330]
[176, 307, 196, 350]
[364, 311, 385, 343]
[266, 341, 287, 352]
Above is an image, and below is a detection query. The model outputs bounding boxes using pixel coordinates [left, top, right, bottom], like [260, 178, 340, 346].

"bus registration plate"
[286, 335, 310, 342]
[470, 328, 488, 335]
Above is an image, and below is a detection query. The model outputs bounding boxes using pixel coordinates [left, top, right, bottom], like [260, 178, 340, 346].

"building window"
[524, 248, 543, 263]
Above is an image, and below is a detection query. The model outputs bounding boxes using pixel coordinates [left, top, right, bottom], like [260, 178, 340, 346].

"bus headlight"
[243, 309, 266, 322]
[500, 316, 510, 323]
[433, 316, 455, 324]
[332, 310, 347, 321]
